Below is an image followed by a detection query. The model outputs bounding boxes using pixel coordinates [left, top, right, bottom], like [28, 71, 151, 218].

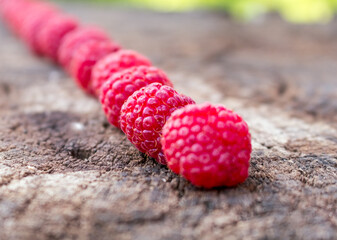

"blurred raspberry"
[92, 49, 152, 97]
[58, 26, 110, 70]
[1, 0, 34, 35]
[161, 103, 252, 188]
[120, 83, 195, 164]
[37, 14, 79, 61]
[21, 3, 59, 55]
[69, 40, 120, 95]
[100, 66, 172, 128]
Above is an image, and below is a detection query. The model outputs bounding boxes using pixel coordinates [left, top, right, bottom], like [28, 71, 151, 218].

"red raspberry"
[92, 49, 152, 97]
[120, 83, 195, 164]
[161, 103, 252, 188]
[1, 0, 33, 35]
[37, 14, 79, 61]
[21, 3, 59, 55]
[69, 40, 120, 95]
[58, 26, 110, 70]
[100, 66, 173, 128]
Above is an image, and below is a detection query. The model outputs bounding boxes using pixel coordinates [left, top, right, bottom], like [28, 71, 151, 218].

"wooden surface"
[0, 3, 337, 240]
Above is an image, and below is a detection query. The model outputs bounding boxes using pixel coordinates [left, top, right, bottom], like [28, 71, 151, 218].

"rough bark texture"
[0, 3, 336, 240]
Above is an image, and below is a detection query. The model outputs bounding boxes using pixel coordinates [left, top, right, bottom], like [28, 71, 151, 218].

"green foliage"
[60, 0, 337, 23]
[222, 0, 336, 23]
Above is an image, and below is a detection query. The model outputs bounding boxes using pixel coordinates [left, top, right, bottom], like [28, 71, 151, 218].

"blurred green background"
[57, 0, 337, 23]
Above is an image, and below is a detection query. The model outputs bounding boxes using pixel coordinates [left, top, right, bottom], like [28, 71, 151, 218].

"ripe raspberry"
[58, 26, 110, 70]
[161, 103, 252, 188]
[100, 66, 173, 128]
[92, 49, 152, 97]
[1, 0, 33, 35]
[21, 3, 59, 55]
[120, 83, 195, 164]
[69, 40, 120, 95]
[37, 14, 79, 61]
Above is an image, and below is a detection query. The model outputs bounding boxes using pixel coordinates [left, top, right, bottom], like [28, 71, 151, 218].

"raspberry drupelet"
[161, 103, 252, 188]
[120, 83, 195, 165]
[100, 66, 172, 128]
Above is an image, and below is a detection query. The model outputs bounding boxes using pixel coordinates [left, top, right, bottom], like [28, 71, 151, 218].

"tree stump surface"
[0, 3, 336, 240]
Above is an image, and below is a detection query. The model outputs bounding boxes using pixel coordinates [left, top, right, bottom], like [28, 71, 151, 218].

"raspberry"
[120, 83, 195, 164]
[58, 26, 110, 70]
[37, 14, 79, 61]
[100, 66, 173, 128]
[69, 40, 120, 95]
[92, 49, 152, 97]
[1, 0, 33, 35]
[161, 103, 252, 188]
[21, 3, 59, 55]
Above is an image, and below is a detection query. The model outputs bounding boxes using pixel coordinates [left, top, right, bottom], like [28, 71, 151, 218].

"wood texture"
[0, 3, 336, 240]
